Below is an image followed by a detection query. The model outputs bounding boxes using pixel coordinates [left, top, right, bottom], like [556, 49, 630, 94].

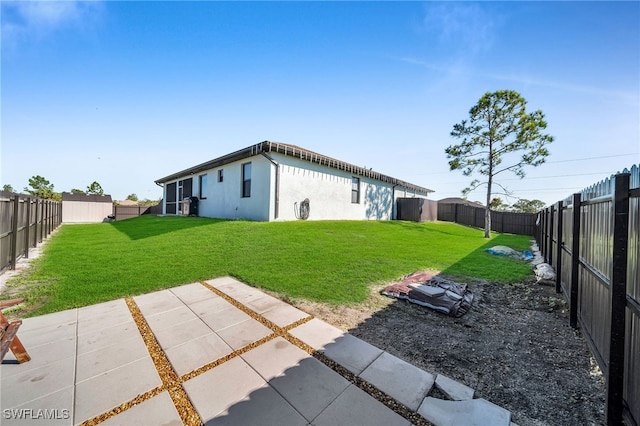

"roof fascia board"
[156, 140, 434, 195]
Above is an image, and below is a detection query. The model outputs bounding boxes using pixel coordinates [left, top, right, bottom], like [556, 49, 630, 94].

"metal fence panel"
[437, 203, 536, 235]
[0, 193, 61, 273]
[537, 165, 639, 425]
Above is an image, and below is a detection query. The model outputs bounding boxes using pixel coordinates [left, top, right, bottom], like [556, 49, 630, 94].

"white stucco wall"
[161, 152, 430, 222]
[163, 155, 273, 221]
[274, 154, 415, 221]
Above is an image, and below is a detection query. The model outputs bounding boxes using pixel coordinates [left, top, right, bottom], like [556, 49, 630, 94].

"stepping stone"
[313, 384, 410, 426]
[434, 374, 475, 401]
[288, 318, 344, 350]
[360, 352, 435, 411]
[320, 334, 383, 375]
[418, 397, 511, 426]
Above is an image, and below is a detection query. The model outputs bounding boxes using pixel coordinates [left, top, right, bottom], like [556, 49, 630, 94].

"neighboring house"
[61, 193, 113, 223]
[116, 199, 138, 206]
[438, 197, 483, 206]
[155, 141, 434, 221]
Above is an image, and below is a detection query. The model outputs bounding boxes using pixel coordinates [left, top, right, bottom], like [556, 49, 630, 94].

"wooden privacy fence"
[537, 165, 639, 426]
[0, 192, 62, 273]
[437, 202, 536, 235]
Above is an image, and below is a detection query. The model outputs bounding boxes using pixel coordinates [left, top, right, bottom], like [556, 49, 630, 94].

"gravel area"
[292, 275, 606, 426]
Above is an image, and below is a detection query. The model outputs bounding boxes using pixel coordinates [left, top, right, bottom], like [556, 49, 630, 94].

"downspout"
[260, 153, 280, 220]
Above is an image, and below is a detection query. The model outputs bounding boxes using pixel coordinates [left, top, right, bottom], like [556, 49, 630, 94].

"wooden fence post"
[606, 172, 630, 425]
[555, 200, 563, 294]
[570, 193, 581, 328]
[10, 196, 19, 270]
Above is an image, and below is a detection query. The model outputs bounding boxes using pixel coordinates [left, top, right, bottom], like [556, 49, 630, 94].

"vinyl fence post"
[570, 193, 581, 329]
[10, 196, 19, 270]
[606, 172, 630, 426]
[555, 201, 563, 294]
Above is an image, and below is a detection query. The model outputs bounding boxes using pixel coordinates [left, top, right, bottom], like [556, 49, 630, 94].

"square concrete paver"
[164, 332, 233, 377]
[418, 397, 511, 426]
[288, 318, 344, 350]
[188, 297, 236, 319]
[100, 391, 182, 426]
[1, 356, 76, 409]
[321, 334, 383, 375]
[77, 299, 133, 336]
[145, 305, 199, 331]
[77, 320, 138, 355]
[207, 279, 265, 304]
[184, 356, 306, 425]
[134, 290, 184, 316]
[2, 387, 73, 426]
[152, 317, 213, 350]
[313, 384, 410, 426]
[261, 303, 310, 328]
[215, 318, 272, 350]
[16, 309, 77, 333]
[74, 357, 162, 423]
[359, 351, 435, 411]
[198, 304, 252, 332]
[242, 294, 284, 314]
[266, 356, 352, 421]
[241, 337, 308, 380]
[242, 338, 351, 421]
[170, 282, 218, 305]
[1, 336, 76, 379]
[76, 334, 150, 382]
[13, 320, 76, 349]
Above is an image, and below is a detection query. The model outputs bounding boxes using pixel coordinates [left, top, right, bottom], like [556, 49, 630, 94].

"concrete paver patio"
[1, 277, 512, 425]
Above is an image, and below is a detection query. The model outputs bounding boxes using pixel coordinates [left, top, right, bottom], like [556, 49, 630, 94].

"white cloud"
[423, 2, 498, 55]
[1, 0, 104, 45]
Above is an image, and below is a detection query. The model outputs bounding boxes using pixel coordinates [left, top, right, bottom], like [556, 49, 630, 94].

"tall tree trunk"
[485, 136, 493, 239]
[485, 182, 492, 238]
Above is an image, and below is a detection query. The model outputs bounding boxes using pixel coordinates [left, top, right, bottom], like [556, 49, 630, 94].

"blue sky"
[2, 1, 639, 206]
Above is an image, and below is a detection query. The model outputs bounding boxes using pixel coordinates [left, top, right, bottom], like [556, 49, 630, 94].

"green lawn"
[3, 216, 534, 316]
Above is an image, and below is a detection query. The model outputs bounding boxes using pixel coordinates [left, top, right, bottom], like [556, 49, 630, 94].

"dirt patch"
[291, 275, 606, 426]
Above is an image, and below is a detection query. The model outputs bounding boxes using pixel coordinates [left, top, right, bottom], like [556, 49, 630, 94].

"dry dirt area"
[292, 274, 606, 426]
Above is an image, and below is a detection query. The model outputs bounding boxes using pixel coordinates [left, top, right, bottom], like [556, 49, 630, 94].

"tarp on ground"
[381, 271, 474, 317]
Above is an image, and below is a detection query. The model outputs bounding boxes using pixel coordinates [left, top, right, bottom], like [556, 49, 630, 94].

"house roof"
[438, 197, 483, 206]
[62, 192, 113, 203]
[116, 199, 138, 206]
[155, 141, 434, 195]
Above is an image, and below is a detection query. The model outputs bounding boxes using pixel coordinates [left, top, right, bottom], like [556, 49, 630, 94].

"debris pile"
[381, 271, 473, 317]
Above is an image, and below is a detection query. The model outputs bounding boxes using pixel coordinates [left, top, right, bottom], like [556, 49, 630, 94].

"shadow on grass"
[109, 215, 229, 240]
[441, 234, 534, 282]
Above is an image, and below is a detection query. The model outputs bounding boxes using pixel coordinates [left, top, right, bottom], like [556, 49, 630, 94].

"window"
[242, 163, 251, 198]
[218, 169, 224, 183]
[199, 174, 207, 199]
[351, 177, 360, 203]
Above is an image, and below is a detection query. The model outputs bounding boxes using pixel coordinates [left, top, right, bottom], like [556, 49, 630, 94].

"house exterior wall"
[162, 155, 273, 221]
[62, 201, 113, 223]
[273, 154, 428, 221]
[160, 149, 430, 222]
